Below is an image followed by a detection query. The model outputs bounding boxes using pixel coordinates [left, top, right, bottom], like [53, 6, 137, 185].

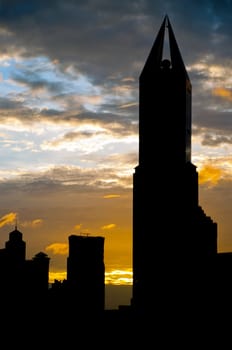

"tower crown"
[138, 15, 192, 166]
[140, 15, 190, 82]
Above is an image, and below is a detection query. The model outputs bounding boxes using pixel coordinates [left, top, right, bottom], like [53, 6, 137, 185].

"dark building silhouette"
[66, 234, 105, 313]
[0, 225, 105, 321]
[132, 15, 218, 315]
[0, 225, 50, 308]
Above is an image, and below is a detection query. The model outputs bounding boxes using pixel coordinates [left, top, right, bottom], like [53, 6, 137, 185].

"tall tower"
[132, 15, 217, 313]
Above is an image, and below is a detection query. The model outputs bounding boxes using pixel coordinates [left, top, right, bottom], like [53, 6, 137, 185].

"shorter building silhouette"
[0, 227, 106, 322]
[50, 234, 105, 314]
[67, 234, 105, 312]
[0, 225, 50, 314]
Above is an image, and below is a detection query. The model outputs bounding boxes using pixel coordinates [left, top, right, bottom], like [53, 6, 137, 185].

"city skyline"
[0, 1, 232, 309]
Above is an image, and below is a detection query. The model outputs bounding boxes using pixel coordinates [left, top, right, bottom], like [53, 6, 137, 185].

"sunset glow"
[0, 0, 232, 309]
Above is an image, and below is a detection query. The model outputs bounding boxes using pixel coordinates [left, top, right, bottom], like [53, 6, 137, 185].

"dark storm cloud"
[0, 0, 150, 81]
[0, 0, 232, 136]
[0, 0, 224, 80]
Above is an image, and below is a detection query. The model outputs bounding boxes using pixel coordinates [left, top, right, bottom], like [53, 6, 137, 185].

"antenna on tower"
[165, 14, 169, 28]
[15, 213, 18, 230]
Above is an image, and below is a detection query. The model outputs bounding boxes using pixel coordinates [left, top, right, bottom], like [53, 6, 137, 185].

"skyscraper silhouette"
[132, 15, 217, 315]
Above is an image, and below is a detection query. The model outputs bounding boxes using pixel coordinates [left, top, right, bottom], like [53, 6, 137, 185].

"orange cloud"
[21, 219, 44, 228]
[32, 219, 43, 225]
[0, 212, 17, 228]
[103, 194, 121, 199]
[105, 268, 133, 285]
[212, 88, 232, 101]
[74, 223, 82, 230]
[199, 165, 222, 185]
[101, 224, 116, 230]
[45, 243, 68, 255]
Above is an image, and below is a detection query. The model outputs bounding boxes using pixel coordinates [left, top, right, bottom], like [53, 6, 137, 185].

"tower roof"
[9, 225, 23, 240]
[140, 15, 190, 81]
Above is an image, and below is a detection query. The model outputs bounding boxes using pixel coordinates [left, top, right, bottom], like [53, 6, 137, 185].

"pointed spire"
[14, 212, 19, 231]
[166, 17, 190, 79]
[140, 15, 166, 77]
[140, 15, 190, 81]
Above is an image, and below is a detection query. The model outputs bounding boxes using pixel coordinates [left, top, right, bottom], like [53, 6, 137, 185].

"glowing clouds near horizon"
[49, 271, 67, 283]
[105, 268, 133, 285]
[48, 268, 133, 285]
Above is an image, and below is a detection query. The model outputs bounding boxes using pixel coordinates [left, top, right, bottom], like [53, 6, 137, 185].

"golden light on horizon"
[49, 271, 67, 283]
[49, 268, 133, 285]
[104, 268, 133, 285]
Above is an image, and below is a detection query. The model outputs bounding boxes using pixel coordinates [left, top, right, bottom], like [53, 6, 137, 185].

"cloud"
[0, 212, 17, 228]
[74, 224, 82, 230]
[212, 88, 232, 102]
[103, 194, 121, 199]
[202, 133, 232, 147]
[101, 224, 116, 230]
[21, 219, 44, 228]
[199, 165, 223, 186]
[45, 243, 68, 255]
[0, 164, 134, 198]
[105, 268, 132, 285]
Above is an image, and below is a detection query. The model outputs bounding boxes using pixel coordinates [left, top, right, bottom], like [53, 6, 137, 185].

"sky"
[0, 0, 232, 308]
